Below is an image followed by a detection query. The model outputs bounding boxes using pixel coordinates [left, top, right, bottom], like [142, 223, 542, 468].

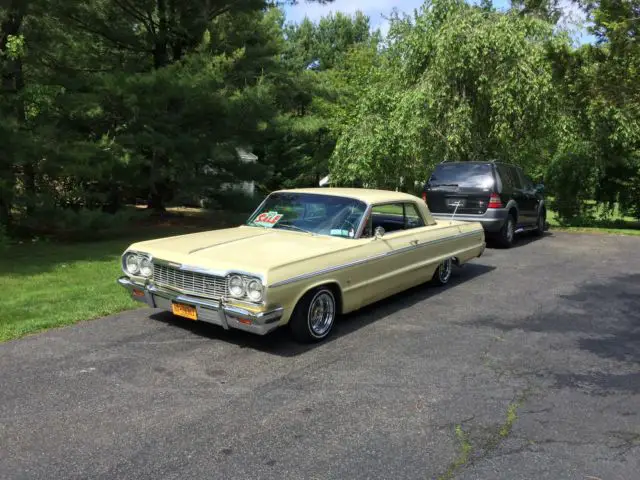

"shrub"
[17, 207, 146, 240]
[546, 142, 599, 224]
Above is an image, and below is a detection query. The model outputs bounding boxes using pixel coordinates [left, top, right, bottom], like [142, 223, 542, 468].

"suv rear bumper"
[432, 208, 509, 232]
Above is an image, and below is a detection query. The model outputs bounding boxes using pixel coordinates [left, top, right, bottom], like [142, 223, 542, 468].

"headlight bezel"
[122, 251, 153, 278]
[226, 273, 265, 304]
[246, 279, 264, 302]
[228, 274, 246, 298]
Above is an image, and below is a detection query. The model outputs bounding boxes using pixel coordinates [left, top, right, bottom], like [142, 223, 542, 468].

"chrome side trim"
[269, 229, 483, 288]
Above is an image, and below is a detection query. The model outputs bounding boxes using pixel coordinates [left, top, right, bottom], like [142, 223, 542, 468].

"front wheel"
[432, 258, 453, 286]
[289, 287, 337, 343]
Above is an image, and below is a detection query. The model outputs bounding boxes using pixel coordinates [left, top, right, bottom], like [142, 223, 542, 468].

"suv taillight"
[488, 193, 503, 209]
[422, 192, 427, 202]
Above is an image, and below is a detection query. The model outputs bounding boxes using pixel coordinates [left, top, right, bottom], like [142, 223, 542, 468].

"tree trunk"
[153, 0, 169, 69]
[0, 186, 13, 229]
[1, 1, 28, 228]
[146, 150, 166, 212]
[147, 189, 166, 213]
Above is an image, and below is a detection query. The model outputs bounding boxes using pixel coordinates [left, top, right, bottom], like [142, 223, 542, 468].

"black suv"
[422, 162, 546, 247]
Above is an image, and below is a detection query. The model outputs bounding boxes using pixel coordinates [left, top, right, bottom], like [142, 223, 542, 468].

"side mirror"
[535, 184, 545, 194]
[374, 226, 385, 239]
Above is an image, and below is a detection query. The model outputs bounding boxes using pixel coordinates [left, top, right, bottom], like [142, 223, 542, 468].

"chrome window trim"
[268, 229, 482, 288]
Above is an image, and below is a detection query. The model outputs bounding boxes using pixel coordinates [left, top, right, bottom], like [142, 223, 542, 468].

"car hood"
[127, 225, 355, 279]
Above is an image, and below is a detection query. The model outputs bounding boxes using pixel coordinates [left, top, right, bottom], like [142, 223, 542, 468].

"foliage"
[330, 0, 566, 188]
[1, 0, 639, 235]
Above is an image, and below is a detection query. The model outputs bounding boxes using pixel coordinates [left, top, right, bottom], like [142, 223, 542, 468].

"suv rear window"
[428, 163, 494, 189]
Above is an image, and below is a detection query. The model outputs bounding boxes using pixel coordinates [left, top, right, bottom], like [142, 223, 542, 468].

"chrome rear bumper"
[118, 277, 283, 335]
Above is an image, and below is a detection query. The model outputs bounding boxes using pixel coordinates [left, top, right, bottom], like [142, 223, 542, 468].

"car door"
[515, 167, 538, 226]
[352, 202, 426, 307]
[497, 164, 527, 227]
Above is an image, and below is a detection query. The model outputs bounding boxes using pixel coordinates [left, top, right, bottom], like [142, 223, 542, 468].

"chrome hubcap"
[308, 291, 335, 337]
[439, 258, 452, 283]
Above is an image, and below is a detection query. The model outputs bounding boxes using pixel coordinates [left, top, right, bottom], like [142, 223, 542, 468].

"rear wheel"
[534, 208, 545, 236]
[289, 287, 337, 343]
[432, 258, 453, 286]
[497, 214, 516, 248]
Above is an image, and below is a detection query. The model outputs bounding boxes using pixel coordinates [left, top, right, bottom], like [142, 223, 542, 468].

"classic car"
[118, 188, 486, 343]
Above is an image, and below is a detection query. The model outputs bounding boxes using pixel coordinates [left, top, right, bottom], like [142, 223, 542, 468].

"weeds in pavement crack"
[438, 425, 472, 480]
[436, 390, 530, 480]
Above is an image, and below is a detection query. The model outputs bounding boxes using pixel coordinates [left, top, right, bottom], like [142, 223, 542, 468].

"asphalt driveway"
[1, 232, 639, 480]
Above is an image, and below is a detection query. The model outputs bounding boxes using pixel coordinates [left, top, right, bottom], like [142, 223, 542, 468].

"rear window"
[428, 163, 494, 189]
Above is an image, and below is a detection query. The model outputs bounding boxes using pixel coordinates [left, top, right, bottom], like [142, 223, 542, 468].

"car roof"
[435, 161, 518, 168]
[273, 188, 421, 204]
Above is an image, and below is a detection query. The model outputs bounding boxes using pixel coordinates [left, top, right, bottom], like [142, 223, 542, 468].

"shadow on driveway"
[465, 272, 640, 395]
[150, 262, 497, 357]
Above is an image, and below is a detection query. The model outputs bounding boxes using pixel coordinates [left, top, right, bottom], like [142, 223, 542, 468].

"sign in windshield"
[247, 193, 367, 238]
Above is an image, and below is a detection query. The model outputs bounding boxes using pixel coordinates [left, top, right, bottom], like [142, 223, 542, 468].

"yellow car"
[118, 188, 485, 343]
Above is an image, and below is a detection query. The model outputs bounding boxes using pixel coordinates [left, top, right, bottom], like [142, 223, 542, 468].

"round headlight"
[139, 257, 153, 277]
[228, 275, 245, 297]
[125, 253, 140, 275]
[246, 280, 263, 302]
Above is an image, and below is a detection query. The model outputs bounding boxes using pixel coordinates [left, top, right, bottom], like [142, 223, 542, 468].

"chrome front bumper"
[118, 277, 283, 335]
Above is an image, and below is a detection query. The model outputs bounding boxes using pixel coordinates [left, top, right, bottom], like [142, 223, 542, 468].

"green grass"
[0, 209, 247, 342]
[0, 239, 142, 342]
[547, 204, 640, 236]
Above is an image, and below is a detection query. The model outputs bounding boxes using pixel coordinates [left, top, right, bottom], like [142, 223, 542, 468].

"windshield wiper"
[430, 183, 459, 187]
[277, 224, 315, 235]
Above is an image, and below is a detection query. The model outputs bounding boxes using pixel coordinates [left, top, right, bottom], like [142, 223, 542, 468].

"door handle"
[410, 240, 419, 245]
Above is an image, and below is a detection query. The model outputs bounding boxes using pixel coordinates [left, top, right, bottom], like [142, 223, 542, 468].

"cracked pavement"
[1, 232, 639, 479]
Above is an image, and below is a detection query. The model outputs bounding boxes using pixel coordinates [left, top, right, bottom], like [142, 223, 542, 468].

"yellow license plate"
[171, 303, 198, 321]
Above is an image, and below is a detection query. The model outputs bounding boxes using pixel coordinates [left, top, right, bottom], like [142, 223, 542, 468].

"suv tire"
[533, 208, 545, 237]
[497, 214, 516, 248]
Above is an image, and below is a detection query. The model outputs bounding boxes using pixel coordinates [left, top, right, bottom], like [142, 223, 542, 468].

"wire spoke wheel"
[438, 258, 452, 284]
[307, 291, 336, 337]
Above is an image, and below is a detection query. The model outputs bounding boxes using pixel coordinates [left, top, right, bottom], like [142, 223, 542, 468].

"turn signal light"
[488, 193, 503, 209]
[132, 289, 145, 297]
[237, 318, 252, 325]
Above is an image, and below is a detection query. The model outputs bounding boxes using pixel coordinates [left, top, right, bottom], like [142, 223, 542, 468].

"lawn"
[0, 239, 142, 342]
[0, 209, 246, 342]
[546, 204, 640, 236]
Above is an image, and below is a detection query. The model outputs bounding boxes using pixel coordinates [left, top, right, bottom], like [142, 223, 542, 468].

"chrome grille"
[152, 263, 226, 300]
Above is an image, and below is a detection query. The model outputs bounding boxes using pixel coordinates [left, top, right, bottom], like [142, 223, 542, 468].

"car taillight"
[488, 193, 502, 209]
[422, 192, 427, 202]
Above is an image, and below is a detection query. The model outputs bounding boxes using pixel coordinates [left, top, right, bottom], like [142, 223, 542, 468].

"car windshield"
[428, 163, 494, 189]
[246, 192, 367, 239]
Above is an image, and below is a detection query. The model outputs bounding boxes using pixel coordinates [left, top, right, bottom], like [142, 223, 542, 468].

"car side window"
[404, 203, 425, 229]
[368, 203, 425, 236]
[520, 171, 534, 190]
[510, 166, 523, 189]
[496, 164, 513, 190]
[496, 164, 522, 190]
[371, 203, 405, 234]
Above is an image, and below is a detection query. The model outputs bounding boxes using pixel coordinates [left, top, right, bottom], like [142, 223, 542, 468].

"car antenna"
[450, 200, 461, 225]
